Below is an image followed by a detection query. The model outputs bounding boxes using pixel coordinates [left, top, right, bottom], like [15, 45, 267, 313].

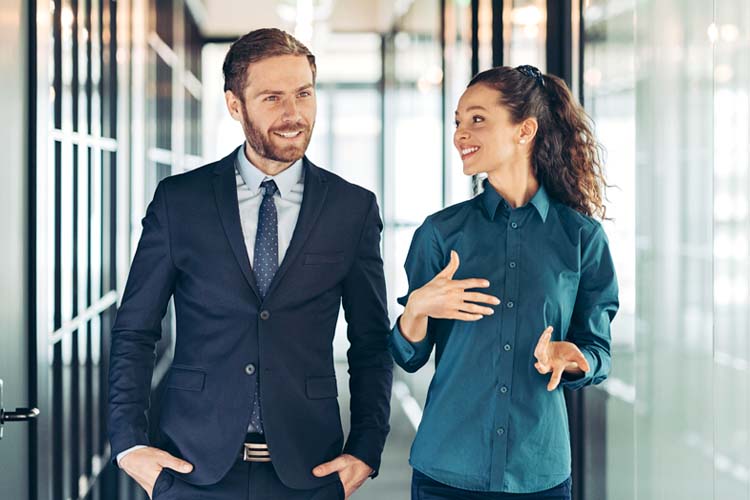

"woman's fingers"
[451, 311, 484, 322]
[547, 367, 564, 391]
[436, 250, 460, 280]
[568, 350, 590, 372]
[458, 302, 495, 316]
[452, 278, 491, 289]
[534, 361, 551, 374]
[462, 291, 501, 305]
[533, 327, 553, 362]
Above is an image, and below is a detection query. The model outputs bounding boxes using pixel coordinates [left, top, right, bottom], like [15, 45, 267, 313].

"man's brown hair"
[222, 28, 317, 98]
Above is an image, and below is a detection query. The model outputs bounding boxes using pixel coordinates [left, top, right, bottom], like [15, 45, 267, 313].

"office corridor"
[2, 0, 750, 499]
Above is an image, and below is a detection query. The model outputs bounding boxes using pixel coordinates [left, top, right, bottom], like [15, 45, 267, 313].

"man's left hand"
[313, 453, 373, 499]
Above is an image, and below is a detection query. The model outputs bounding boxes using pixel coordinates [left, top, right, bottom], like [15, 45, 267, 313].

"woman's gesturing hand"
[400, 250, 500, 342]
[533, 326, 591, 391]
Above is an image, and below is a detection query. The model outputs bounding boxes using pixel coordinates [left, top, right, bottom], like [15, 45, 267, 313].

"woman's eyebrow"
[455, 105, 488, 115]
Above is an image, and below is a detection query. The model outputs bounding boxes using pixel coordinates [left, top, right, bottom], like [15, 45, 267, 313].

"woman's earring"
[519, 139, 527, 145]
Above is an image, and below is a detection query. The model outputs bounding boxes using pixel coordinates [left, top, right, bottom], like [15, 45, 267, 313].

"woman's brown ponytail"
[468, 66, 608, 219]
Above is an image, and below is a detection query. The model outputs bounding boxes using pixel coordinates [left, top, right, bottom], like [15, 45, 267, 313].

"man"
[108, 28, 393, 499]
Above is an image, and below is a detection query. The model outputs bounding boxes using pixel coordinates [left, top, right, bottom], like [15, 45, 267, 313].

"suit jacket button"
[260, 310, 270, 320]
[245, 363, 256, 376]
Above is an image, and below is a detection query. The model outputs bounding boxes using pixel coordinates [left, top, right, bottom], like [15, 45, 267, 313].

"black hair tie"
[515, 65, 545, 87]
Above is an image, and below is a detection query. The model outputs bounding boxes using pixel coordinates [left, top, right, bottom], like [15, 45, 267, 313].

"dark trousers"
[411, 470, 572, 500]
[152, 460, 344, 500]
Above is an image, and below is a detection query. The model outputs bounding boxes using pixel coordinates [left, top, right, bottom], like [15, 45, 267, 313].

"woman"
[390, 65, 618, 500]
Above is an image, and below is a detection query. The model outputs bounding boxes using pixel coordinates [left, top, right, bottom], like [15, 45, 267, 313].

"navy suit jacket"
[108, 147, 393, 488]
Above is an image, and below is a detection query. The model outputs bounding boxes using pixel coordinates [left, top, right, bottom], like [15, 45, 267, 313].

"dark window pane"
[186, 91, 201, 156]
[52, 342, 63, 499]
[100, 150, 115, 293]
[100, 0, 116, 138]
[53, 0, 62, 129]
[185, 5, 201, 77]
[156, 162, 171, 182]
[72, 0, 80, 132]
[85, 0, 93, 135]
[54, 140, 62, 330]
[155, 0, 173, 48]
[155, 57, 172, 150]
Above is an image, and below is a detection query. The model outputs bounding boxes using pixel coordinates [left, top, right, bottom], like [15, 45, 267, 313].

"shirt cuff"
[561, 350, 596, 390]
[389, 317, 432, 365]
[116, 445, 147, 467]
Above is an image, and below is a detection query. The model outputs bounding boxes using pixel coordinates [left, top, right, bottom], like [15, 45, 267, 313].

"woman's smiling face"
[453, 83, 524, 177]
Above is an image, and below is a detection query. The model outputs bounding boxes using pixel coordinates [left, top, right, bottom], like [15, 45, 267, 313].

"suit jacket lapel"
[212, 147, 262, 302]
[264, 157, 328, 301]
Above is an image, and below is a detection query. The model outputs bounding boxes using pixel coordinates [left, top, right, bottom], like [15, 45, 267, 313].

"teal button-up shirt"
[390, 179, 618, 493]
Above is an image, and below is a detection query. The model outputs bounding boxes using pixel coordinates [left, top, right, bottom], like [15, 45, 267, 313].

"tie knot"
[260, 180, 278, 197]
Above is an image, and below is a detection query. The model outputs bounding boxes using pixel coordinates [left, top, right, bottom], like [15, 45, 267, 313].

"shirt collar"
[529, 183, 550, 222]
[480, 178, 550, 222]
[235, 144, 304, 199]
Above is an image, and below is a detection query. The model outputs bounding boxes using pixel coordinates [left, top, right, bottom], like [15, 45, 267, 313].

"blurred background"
[0, 0, 749, 499]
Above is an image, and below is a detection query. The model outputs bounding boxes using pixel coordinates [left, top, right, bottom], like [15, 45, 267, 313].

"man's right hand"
[118, 446, 194, 499]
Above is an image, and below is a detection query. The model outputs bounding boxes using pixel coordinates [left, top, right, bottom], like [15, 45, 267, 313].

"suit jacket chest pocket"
[294, 252, 347, 299]
[303, 252, 345, 266]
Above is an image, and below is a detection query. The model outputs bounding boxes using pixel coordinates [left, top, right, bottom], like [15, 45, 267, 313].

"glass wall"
[583, 0, 750, 498]
[32, 0, 203, 498]
[713, 2, 749, 498]
[634, 1, 715, 497]
[582, 1, 636, 499]
[34, 0, 125, 497]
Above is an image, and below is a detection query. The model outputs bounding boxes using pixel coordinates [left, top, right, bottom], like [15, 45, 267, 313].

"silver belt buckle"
[243, 442, 271, 462]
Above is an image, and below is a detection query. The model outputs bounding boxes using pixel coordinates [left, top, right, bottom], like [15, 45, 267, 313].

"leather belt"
[242, 433, 271, 462]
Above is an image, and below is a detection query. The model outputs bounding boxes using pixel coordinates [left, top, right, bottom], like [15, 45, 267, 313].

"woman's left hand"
[533, 326, 590, 391]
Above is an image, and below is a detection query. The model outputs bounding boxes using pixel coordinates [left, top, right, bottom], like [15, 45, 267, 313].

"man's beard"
[241, 106, 313, 163]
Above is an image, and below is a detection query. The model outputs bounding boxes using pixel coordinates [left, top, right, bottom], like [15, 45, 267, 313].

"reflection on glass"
[503, 0, 546, 69]
[585, 0, 745, 498]
[714, 2, 750, 499]
[634, 1, 715, 498]
[583, 2, 636, 499]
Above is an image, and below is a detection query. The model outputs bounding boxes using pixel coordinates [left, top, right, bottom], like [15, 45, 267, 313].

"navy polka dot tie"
[249, 179, 279, 433]
[253, 180, 279, 299]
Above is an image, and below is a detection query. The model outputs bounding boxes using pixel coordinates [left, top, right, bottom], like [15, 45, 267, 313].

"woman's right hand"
[400, 250, 500, 342]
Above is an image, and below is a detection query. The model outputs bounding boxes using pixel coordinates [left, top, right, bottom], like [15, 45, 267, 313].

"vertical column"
[0, 0, 29, 498]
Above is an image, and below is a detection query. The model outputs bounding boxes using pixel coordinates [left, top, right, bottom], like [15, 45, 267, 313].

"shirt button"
[507, 301, 515, 308]
[260, 310, 270, 320]
[511, 222, 518, 229]
[496, 427, 505, 436]
[509, 261, 516, 269]
[244, 363, 256, 376]
[500, 386, 508, 394]
[504, 344, 512, 351]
